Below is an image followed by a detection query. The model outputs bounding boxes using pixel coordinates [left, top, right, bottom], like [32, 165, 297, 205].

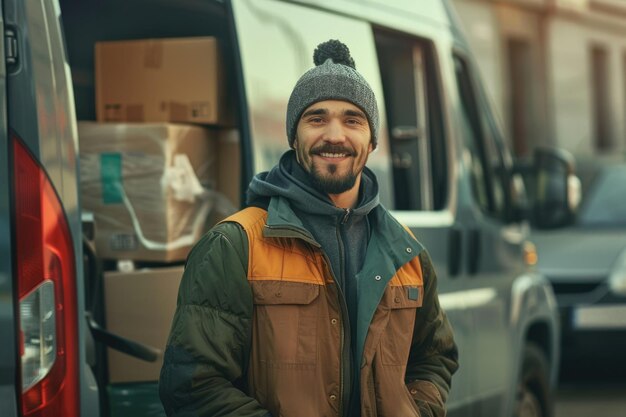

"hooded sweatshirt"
[247, 150, 380, 416]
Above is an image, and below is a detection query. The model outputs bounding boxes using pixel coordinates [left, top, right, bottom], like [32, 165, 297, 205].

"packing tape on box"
[120, 187, 211, 251]
[81, 150, 238, 252]
[120, 154, 229, 250]
[163, 154, 205, 203]
[115, 153, 220, 251]
[93, 153, 227, 251]
[119, 187, 236, 251]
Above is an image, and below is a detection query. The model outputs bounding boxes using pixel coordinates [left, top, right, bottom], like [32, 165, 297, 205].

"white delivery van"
[0, 0, 578, 416]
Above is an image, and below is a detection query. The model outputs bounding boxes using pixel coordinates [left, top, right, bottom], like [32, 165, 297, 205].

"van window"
[454, 55, 507, 220]
[375, 30, 447, 211]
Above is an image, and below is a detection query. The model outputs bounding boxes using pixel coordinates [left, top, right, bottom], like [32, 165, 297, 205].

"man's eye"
[310, 117, 323, 123]
[346, 119, 362, 125]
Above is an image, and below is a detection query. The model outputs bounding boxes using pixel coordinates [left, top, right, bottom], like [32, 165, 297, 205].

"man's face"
[294, 100, 373, 195]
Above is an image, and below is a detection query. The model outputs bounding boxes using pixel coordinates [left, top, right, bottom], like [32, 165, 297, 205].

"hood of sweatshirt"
[247, 150, 379, 224]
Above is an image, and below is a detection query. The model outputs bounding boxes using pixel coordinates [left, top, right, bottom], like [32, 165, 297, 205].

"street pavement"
[554, 360, 626, 417]
[555, 383, 626, 417]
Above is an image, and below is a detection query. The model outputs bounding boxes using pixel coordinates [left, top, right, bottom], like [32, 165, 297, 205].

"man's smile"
[311, 145, 356, 161]
[319, 152, 349, 158]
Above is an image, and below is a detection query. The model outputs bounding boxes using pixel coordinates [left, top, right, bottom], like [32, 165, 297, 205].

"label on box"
[190, 101, 211, 119]
[100, 153, 124, 204]
[168, 101, 212, 122]
[109, 233, 139, 251]
[104, 104, 123, 122]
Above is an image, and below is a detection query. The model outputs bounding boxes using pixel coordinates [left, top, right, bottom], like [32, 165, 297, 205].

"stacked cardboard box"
[104, 266, 183, 383]
[80, 37, 239, 263]
[80, 37, 242, 383]
[79, 122, 224, 262]
[95, 37, 233, 126]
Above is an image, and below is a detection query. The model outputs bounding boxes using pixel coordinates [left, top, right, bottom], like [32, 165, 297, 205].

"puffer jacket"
[159, 196, 458, 417]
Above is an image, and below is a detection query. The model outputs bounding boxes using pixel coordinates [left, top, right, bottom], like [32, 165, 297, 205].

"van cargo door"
[3, 0, 99, 415]
[0, 5, 18, 416]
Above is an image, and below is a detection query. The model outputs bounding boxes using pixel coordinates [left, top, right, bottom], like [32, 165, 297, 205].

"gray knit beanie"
[286, 39, 379, 149]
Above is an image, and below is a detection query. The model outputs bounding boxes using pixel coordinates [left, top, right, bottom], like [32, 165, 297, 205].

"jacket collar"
[262, 195, 422, 264]
[263, 196, 320, 247]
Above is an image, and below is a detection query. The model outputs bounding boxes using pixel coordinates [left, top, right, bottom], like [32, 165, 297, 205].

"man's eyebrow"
[344, 109, 367, 119]
[301, 108, 366, 119]
[301, 108, 328, 118]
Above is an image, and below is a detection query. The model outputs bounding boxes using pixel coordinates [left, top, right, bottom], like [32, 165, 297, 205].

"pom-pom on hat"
[286, 39, 379, 149]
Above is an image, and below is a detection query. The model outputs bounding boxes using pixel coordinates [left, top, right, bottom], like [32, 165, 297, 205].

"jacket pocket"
[380, 285, 423, 366]
[250, 280, 320, 365]
[407, 380, 445, 417]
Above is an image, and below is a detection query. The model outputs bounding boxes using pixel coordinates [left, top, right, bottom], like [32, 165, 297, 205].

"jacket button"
[330, 394, 337, 401]
[406, 247, 412, 253]
[394, 297, 401, 303]
[410, 388, 418, 395]
[375, 275, 382, 281]
[331, 318, 338, 325]
[275, 292, 282, 298]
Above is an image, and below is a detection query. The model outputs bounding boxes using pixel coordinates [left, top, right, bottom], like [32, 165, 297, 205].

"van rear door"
[0, 4, 18, 416]
[3, 0, 99, 415]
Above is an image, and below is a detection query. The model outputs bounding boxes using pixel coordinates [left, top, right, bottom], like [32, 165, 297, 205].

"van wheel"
[514, 343, 553, 417]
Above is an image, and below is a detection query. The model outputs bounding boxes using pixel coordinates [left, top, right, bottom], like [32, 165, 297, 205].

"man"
[159, 39, 458, 417]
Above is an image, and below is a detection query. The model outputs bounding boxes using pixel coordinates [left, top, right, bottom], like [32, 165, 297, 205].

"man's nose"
[323, 119, 347, 143]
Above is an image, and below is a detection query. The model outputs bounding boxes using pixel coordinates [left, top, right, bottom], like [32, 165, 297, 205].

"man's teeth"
[320, 152, 347, 158]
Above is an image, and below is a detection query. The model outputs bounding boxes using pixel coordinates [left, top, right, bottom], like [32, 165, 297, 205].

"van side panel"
[5, 0, 99, 415]
[0, 3, 19, 415]
[290, 0, 449, 28]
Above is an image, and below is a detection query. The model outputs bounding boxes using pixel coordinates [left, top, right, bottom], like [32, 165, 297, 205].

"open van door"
[2, 0, 100, 415]
[0, 2, 17, 415]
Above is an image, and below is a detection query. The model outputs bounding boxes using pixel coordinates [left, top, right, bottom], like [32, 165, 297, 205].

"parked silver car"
[532, 162, 626, 373]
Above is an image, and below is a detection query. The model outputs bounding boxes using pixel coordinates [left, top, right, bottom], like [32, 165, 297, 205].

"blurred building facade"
[453, 0, 626, 159]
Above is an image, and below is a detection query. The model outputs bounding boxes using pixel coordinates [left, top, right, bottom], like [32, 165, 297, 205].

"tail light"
[13, 134, 79, 416]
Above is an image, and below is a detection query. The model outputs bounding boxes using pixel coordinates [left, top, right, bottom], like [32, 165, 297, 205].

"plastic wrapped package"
[78, 122, 236, 262]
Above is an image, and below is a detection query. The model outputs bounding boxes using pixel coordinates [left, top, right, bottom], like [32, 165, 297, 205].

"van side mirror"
[515, 147, 580, 229]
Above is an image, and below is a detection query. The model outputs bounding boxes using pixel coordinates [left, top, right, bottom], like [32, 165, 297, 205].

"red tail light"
[13, 134, 79, 417]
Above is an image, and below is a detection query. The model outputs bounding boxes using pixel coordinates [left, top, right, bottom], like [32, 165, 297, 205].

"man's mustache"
[310, 144, 356, 156]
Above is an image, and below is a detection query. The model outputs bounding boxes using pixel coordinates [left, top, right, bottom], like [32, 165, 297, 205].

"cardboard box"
[104, 266, 183, 383]
[95, 37, 232, 125]
[79, 122, 218, 262]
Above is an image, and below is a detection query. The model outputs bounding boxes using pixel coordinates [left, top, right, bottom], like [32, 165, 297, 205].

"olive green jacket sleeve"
[405, 250, 460, 417]
[159, 222, 272, 417]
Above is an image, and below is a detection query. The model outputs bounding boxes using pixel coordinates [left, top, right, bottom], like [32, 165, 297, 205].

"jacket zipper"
[336, 214, 351, 417]
[321, 250, 350, 417]
[341, 208, 352, 224]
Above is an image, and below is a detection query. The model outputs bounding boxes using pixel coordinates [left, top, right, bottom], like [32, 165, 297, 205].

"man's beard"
[299, 143, 361, 194]
[309, 163, 358, 194]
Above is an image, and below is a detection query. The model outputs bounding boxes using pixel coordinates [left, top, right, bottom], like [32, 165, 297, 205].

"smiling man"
[160, 40, 458, 417]
[295, 100, 372, 206]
